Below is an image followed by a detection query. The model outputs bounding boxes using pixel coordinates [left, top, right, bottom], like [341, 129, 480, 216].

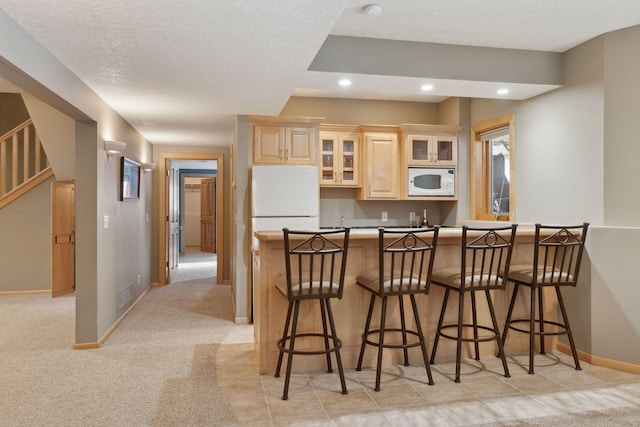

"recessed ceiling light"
[421, 84, 434, 91]
[362, 4, 383, 16]
[339, 78, 352, 87]
[497, 88, 509, 95]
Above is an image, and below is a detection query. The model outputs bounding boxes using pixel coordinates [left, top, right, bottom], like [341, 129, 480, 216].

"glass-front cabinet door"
[340, 137, 358, 185]
[319, 128, 360, 187]
[434, 136, 456, 164]
[406, 134, 457, 166]
[409, 137, 431, 163]
[320, 136, 337, 184]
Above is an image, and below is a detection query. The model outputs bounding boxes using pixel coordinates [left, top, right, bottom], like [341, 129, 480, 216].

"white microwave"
[407, 167, 455, 196]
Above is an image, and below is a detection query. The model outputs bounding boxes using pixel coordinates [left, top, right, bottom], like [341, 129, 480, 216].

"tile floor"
[216, 345, 640, 426]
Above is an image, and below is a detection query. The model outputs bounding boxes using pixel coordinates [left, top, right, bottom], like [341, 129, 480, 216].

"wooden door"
[286, 125, 315, 164]
[51, 182, 75, 296]
[200, 177, 215, 253]
[253, 125, 284, 164]
[363, 132, 398, 199]
[167, 165, 180, 283]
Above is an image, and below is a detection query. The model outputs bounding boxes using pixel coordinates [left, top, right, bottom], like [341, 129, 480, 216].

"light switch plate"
[103, 215, 109, 229]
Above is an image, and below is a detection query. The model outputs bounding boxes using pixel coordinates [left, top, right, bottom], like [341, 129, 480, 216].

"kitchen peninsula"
[253, 226, 551, 375]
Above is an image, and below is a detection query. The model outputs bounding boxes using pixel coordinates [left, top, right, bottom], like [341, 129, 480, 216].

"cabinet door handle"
[284, 148, 288, 161]
[368, 185, 371, 195]
[334, 172, 337, 182]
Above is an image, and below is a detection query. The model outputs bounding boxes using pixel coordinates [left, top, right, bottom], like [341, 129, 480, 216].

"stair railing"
[0, 119, 52, 208]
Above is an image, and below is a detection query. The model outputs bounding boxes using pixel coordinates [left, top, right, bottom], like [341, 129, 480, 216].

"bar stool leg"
[555, 286, 581, 371]
[470, 292, 480, 361]
[398, 295, 410, 366]
[430, 288, 450, 364]
[319, 299, 333, 373]
[529, 286, 536, 374]
[486, 289, 510, 378]
[410, 294, 434, 385]
[357, 293, 376, 371]
[502, 283, 519, 349]
[325, 298, 348, 394]
[538, 287, 546, 354]
[275, 301, 294, 378]
[375, 296, 388, 391]
[282, 300, 301, 400]
[455, 290, 465, 383]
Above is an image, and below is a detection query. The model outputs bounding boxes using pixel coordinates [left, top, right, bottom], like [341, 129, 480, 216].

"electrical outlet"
[381, 211, 388, 222]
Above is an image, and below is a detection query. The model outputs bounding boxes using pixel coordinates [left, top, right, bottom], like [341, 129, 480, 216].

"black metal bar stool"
[503, 223, 589, 374]
[274, 227, 350, 400]
[429, 225, 517, 383]
[356, 226, 439, 391]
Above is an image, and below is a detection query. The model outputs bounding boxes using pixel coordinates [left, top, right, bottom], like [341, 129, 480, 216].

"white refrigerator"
[251, 165, 319, 249]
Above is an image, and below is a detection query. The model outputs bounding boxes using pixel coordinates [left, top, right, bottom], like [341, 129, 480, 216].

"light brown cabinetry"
[252, 119, 318, 165]
[358, 128, 399, 200]
[319, 125, 360, 187]
[399, 124, 461, 200]
[400, 124, 459, 167]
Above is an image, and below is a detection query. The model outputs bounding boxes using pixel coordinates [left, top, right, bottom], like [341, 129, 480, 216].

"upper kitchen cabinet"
[358, 126, 399, 200]
[400, 124, 461, 167]
[319, 125, 360, 187]
[251, 116, 322, 165]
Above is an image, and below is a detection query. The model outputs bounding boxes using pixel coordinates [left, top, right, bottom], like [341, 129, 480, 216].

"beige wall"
[470, 37, 605, 226]
[281, 96, 439, 125]
[603, 25, 640, 226]
[1, 7, 155, 344]
[233, 115, 252, 322]
[0, 176, 53, 292]
[0, 93, 29, 134]
[468, 28, 640, 366]
[281, 96, 452, 227]
[183, 177, 202, 247]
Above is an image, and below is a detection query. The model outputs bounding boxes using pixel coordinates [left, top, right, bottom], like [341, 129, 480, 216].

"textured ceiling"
[1, 0, 640, 146]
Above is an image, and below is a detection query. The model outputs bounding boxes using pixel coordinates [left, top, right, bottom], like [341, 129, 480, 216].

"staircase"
[0, 119, 53, 208]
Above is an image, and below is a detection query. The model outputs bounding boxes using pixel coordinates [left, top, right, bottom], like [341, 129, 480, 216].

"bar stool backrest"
[531, 223, 589, 286]
[376, 226, 440, 295]
[460, 225, 518, 291]
[283, 227, 350, 301]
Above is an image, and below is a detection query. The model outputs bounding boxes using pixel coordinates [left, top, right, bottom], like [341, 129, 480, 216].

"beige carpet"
[0, 258, 254, 426]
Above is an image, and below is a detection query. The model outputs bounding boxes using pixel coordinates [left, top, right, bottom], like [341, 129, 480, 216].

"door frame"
[158, 153, 224, 285]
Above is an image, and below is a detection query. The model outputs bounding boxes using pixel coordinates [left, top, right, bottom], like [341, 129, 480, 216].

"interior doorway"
[51, 181, 75, 297]
[158, 153, 224, 286]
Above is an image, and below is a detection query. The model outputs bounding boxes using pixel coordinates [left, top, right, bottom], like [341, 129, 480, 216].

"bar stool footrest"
[506, 319, 569, 336]
[363, 328, 423, 350]
[438, 323, 501, 343]
[277, 333, 342, 356]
